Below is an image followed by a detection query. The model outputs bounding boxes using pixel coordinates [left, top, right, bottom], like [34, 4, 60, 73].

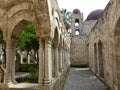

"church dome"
[86, 9, 103, 20]
[73, 9, 80, 14]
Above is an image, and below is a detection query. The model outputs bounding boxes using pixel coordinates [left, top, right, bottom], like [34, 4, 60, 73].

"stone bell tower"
[70, 9, 88, 66]
[71, 9, 83, 36]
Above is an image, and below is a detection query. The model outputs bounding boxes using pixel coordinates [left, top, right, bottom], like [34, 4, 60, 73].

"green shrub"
[0, 60, 2, 65]
[71, 64, 89, 68]
[16, 64, 39, 83]
[19, 64, 30, 72]
[19, 64, 38, 72]
[23, 57, 27, 63]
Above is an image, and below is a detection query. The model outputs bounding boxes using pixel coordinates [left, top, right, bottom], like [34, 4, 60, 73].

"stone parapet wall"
[52, 66, 70, 90]
[1, 65, 70, 90]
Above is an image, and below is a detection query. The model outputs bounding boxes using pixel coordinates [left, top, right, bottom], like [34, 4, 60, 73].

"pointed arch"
[8, 10, 36, 39]
[114, 17, 120, 89]
[52, 27, 60, 77]
[94, 43, 98, 73]
[98, 40, 104, 78]
[75, 19, 79, 23]
[53, 27, 59, 45]
[11, 20, 31, 40]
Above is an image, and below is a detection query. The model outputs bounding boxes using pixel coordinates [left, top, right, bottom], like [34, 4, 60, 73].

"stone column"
[11, 40, 16, 83]
[4, 39, 16, 83]
[54, 45, 59, 77]
[66, 49, 70, 66]
[44, 38, 52, 84]
[59, 44, 63, 72]
[20, 52, 24, 64]
[64, 49, 67, 68]
[68, 48, 71, 65]
[62, 47, 65, 70]
[28, 53, 30, 64]
[38, 39, 44, 84]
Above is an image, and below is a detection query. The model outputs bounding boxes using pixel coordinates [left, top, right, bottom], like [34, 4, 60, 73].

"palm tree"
[61, 9, 72, 30]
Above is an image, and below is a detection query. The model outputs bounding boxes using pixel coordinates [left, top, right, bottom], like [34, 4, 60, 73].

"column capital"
[39, 38, 52, 48]
[59, 43, 63, 48]
[44, 38, 52, 45]
[4, 38, 17, 42]
[4, 39, 17, 47]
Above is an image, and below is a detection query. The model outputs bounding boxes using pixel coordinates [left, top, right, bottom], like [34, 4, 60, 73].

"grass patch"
[71, 64, 89, 68]
[106, 87, 112, 90]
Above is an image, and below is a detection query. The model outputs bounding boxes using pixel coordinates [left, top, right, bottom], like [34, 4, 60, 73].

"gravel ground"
[64, 68, 107, 90]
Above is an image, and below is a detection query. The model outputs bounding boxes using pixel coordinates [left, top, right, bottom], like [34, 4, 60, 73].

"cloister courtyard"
[0, 0, 120, 90]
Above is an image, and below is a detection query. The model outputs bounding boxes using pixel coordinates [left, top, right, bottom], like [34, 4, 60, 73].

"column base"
[39, 78, 53, 85]
[37, 78, 53, 90]
[44, 78, 53, 85]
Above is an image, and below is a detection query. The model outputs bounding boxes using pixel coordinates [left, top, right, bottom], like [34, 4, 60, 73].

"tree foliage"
[61, 9, 72, 30]
[16, 24, 39, 51]
[16, 24, 39, 63]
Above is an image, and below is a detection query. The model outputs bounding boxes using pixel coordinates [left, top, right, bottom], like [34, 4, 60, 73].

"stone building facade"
[0, 0, 71, 90]
[87, 0, 120, 90]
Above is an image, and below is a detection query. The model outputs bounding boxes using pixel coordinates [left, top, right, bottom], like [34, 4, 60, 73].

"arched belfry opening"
[74, 19, 80, 35]
[98, 40, 104, 79]
[75, 19, 80, 26]
[71, 9, 83, 36]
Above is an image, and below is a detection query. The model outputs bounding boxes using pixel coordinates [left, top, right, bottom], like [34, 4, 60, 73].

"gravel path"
[64, 68, 107, 90]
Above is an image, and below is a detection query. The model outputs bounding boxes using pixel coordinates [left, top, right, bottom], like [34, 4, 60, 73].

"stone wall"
[70, 36, 88, 65]
[88, 0, 120, 90]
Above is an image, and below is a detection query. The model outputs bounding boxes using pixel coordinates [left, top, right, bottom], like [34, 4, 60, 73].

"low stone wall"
[52, 65, 70, 90]
[0, 83, 9, 90]
[0, 65, 70, 90]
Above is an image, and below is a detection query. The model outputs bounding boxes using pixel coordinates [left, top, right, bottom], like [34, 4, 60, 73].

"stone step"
[9, 83, 38, 90]
[9, 88, 36, 90]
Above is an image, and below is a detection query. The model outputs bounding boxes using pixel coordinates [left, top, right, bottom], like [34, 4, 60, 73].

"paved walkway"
[64, 68, 107, 90]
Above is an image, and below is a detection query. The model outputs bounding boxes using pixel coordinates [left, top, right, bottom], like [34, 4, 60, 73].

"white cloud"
[57, 0, 109, 20]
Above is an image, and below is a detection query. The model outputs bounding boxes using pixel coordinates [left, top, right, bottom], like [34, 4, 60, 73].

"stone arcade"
[0, 0, 70, 90]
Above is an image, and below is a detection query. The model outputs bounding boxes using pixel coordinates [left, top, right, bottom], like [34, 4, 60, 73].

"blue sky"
[57, 0, 109, 20]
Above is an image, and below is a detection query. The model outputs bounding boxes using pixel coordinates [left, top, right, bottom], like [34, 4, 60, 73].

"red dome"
[86, 9, 103, 20]
[73, 9, 80, 14]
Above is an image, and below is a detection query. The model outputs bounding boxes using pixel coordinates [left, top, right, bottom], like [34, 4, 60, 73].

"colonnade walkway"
[64, 68, 107, 90]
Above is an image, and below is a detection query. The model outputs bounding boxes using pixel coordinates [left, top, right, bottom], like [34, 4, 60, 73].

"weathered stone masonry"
[88, 0, 120, 90]
[0, 0, 71, 90]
